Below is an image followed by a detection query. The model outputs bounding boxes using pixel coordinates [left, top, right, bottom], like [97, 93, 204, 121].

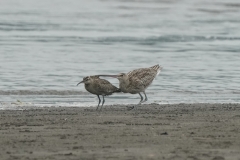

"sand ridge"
[0, 103, 240, 160]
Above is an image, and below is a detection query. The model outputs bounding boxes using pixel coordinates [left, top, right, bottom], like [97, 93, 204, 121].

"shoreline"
[1, 103, 240, 160]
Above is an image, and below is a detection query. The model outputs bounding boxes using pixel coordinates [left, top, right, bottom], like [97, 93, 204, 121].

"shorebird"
[77, 76, 121, 110]
[99, 64, 162, 106]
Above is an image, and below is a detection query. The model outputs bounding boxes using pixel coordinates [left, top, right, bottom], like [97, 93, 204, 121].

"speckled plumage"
[77, 76, 120, 110]
[112, 64, 162, 104]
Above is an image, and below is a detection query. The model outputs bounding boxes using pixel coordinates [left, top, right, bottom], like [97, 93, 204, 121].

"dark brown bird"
[100, 64, 162, 105]
[77, 75, 121, 110]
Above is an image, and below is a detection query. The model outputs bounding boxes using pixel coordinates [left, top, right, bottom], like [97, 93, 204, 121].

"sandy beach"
[0, 103, 240, 160]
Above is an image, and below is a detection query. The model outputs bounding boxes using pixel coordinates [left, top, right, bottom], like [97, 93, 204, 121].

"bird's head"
[77, 76, 92, 86]
[115, 73, 127, 81]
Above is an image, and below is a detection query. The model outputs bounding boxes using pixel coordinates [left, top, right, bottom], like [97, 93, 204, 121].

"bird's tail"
[150, 64, 163, 76]
[116, 88, 121, 92]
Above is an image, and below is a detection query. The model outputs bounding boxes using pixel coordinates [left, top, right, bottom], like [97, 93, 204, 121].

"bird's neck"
[119, 79, 130, 93]
[84, 83, 90, 87]
[84, 83, 92, 92]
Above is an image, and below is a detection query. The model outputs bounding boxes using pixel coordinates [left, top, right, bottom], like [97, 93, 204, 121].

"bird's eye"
[83, 77, 90, 81]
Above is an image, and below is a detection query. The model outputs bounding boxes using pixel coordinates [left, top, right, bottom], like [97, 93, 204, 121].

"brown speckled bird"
[77, 76, 121, 110]
[100, 64, 162, 105]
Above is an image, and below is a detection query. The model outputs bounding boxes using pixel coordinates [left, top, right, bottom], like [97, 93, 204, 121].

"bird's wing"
[94, 79, 118, 93]
[129, 68, 156, 80]
[127, 68, 149, 78]
[127, 65, 162, 79]
[128, 69, 157, 89]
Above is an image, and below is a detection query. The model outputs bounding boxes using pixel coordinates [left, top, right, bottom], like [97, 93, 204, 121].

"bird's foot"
[138, 101, 142, 105]
[140, 100, 147, 103]
[138, 101, 144, 104]
[139, 98, 148, 104]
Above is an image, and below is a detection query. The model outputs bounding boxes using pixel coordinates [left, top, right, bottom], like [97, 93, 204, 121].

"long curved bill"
[76, 81, 83, 86]
[97, 74, 118, 78]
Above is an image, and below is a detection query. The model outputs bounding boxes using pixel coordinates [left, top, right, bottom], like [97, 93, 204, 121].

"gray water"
[1, 0, 240, 109]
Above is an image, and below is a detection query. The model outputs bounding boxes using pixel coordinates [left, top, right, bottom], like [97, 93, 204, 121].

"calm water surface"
[1, 0, 240, 109]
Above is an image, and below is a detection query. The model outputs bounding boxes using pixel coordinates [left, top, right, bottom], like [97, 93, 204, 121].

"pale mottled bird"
[100, 64, 162, 105]
[77, 76, 121, 110]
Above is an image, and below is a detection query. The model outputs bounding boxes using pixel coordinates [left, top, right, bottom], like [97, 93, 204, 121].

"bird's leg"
[128, 93, 143, 110]
[100, 95, 105, 110]
[138, 93, 144, 104]
[96, 95, 101, 110]
[141, 91, 148, 103]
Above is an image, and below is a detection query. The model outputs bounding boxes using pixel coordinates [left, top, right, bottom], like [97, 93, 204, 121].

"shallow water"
[1, 0, 240, 109]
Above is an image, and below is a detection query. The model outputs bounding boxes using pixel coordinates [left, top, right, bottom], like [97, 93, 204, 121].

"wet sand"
[0, 103, 240, 160]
